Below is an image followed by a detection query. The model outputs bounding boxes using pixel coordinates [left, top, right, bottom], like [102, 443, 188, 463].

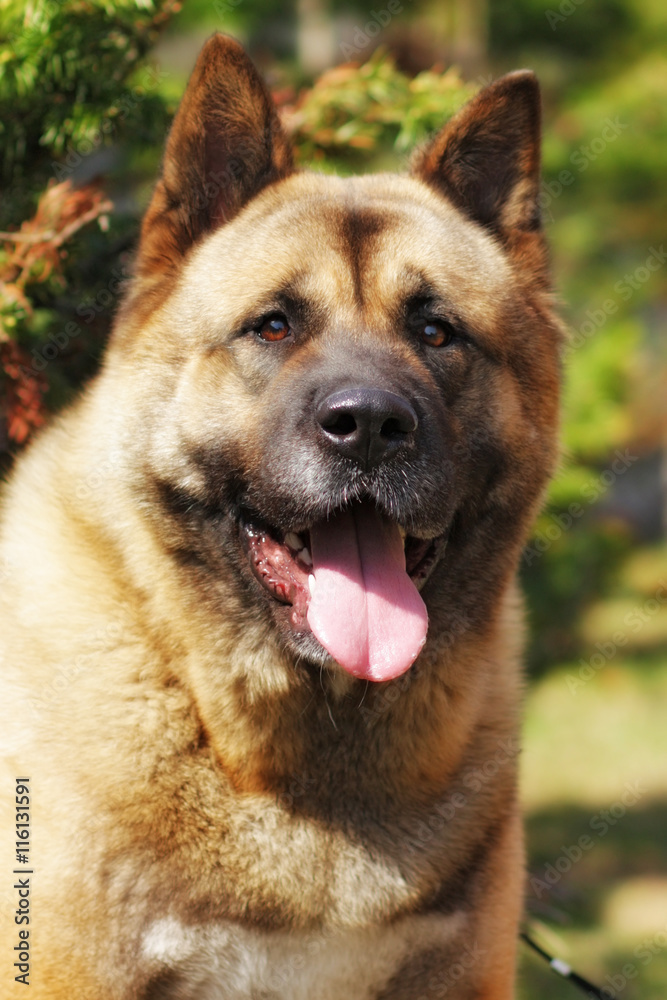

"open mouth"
[239, 501, 447, 682]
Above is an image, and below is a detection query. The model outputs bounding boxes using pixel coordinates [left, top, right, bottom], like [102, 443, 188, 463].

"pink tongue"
[306, 504, 428, 682]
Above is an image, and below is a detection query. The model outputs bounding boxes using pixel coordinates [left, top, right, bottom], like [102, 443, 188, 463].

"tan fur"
[0, 35, 561, 999]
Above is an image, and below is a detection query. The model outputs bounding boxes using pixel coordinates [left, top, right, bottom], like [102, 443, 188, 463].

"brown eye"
[420, 320, 454, 348]
[256, 314, 291, 342]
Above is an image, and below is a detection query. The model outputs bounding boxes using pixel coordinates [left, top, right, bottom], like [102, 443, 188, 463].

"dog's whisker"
[356, 680, 370, 711]
[319, 665, 338, 731]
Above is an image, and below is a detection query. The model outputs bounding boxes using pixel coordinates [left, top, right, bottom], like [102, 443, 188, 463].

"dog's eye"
[420, 320, 455, 348]
[256, 314, 291, 342]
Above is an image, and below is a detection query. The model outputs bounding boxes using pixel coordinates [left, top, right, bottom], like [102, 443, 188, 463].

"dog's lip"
[240, 514, 311, 605]
[405, 532, 448, 586]
[237, 505, 446, 627]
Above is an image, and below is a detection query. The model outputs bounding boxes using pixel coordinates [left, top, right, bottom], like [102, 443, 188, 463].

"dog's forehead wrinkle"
[334, 199, 396, 311]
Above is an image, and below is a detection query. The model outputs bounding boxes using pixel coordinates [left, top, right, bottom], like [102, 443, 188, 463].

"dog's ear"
[412, 71, 541, 237]
[135, 34, 293, 278]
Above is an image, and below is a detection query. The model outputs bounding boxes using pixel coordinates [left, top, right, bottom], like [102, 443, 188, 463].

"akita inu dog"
[0, 35, 561, 999]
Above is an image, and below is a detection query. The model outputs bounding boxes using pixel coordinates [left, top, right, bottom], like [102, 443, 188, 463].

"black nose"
[316, 387, 418, 469]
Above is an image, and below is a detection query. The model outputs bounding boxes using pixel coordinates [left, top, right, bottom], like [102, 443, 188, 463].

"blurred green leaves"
[284, 50, 476, 168]
[0, 1, 179, 450]
[0, 0, 178, 225]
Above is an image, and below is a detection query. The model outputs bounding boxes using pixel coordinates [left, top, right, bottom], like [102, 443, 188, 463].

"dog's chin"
[235, 501, 448, 669]
[275, 620, 334, 670]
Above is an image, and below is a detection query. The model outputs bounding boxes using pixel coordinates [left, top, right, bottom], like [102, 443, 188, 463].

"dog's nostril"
[322, 412, 357, 436]
[381, 416, 406, 438]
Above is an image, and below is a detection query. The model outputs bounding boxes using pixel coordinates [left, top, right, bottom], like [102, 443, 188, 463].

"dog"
[0, 34, 562, 999]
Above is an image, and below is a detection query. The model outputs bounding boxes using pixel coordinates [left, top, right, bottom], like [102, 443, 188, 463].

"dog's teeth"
[398, 525, 407, 542]
[284, 532, 302, 551]
[308, 574, 316, 596]
[299, 547, 312, 566]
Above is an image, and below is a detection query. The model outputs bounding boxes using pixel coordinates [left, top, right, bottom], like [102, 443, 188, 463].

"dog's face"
[110, 36, 561, 683]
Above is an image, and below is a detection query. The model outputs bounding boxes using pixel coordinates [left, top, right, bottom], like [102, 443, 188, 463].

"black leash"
[521, 929, 608, 999]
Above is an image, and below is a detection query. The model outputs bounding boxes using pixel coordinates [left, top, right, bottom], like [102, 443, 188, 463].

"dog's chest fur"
[140, 912, 465, 999]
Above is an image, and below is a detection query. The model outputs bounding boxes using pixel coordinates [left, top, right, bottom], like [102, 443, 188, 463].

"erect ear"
[135, 34, 293, 278]
[412, 71, 542, 237]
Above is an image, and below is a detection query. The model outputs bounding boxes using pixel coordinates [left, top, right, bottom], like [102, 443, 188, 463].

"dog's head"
[109, 35, 561, 682]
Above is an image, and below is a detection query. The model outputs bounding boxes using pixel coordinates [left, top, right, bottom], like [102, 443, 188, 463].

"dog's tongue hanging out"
[307, 504, 428, 682]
